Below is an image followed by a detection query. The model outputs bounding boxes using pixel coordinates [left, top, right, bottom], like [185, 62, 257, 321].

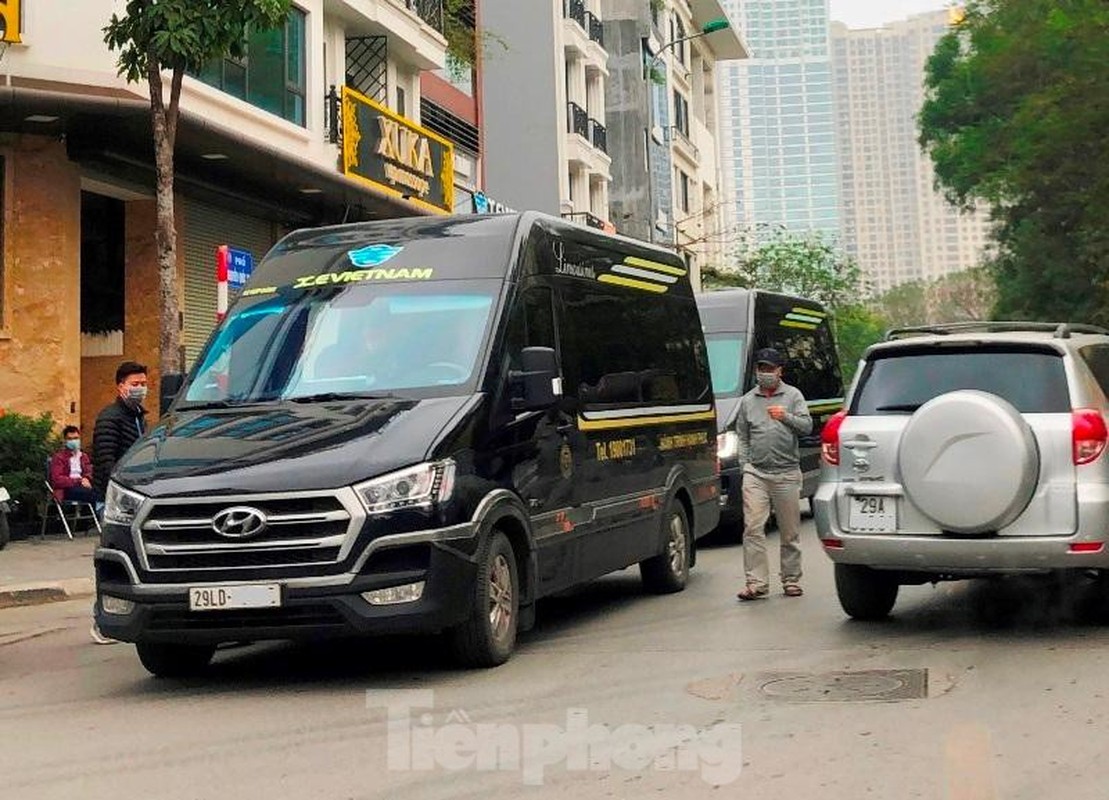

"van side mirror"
[510, 347, 561, 411]
[160, 373, 185, 416]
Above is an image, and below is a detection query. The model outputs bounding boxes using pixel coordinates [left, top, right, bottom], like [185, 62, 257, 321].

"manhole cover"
[759, 669, 928, 702]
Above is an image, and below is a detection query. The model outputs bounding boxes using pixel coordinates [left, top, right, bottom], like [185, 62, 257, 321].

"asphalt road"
[3, 522, 1109, 799]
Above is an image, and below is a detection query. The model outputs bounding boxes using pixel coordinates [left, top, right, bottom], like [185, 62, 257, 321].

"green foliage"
[833, 304, 887, 383]
[443, 0, 507, 83]
[0, 412, 59, 519]
[104, 0, 290, 81]
[706, 228, 864, 309]
[919, 0, 1109, 323]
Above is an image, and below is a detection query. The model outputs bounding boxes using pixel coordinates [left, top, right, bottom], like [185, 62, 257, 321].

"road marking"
[945, 722, 1000, 800]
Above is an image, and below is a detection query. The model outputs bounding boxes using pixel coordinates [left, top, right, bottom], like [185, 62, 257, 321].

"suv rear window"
[852, 347, 1070, 414]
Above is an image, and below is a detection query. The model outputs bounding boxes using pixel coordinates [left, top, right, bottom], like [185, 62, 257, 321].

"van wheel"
[835, 564, 899, 620]
[640, 503, 691, 594]
[450, 530, 518, 668]
[136, 642, 216, 678]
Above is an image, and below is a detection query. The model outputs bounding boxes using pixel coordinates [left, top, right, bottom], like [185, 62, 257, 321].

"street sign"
[227, 247, 254, 290]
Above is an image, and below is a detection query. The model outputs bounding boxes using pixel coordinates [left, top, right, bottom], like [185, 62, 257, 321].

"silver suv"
[814, 322, 1109, 620]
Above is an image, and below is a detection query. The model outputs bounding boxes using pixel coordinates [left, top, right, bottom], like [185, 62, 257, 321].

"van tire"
[450, 530, 518, 668]
[0, 512, 9, 550]
[835, 564, 898, 620]
[640, 502, 691, 594]
[136, 642, 216, 678]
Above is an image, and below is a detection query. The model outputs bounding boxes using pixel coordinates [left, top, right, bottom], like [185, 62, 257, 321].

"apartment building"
[832, 10, 992, 293]
[0, 0, 468, 428]
[603, 0, 746, 285]
[718, 0, 839, 240]
[480, 0, 612, 228]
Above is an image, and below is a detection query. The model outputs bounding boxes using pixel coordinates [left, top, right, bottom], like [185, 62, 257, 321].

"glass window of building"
[195, 7, 307, 127]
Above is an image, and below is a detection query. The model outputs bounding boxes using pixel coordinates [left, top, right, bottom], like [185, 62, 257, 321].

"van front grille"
[137, 490, 362, 574]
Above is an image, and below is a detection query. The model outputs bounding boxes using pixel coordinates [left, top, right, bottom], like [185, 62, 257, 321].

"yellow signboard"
[0, 0, 21, 44]
[341, 86, 454, 215]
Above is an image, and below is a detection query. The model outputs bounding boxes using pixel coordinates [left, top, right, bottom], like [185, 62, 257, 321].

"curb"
[0, 578, 95, 609]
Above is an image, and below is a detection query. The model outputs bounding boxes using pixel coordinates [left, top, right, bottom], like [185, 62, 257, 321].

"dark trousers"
[62, 486, 102, 505]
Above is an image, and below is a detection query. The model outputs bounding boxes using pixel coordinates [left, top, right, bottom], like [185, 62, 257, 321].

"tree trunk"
[147, 58, 184, 376]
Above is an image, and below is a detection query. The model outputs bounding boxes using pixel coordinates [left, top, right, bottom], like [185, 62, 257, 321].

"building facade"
[0, 0, 470, 430]
[718, 0, 839, 241]
[831, 10, 992, 293]
[603, 0, 745, 285]
[480, 0, 612, 228]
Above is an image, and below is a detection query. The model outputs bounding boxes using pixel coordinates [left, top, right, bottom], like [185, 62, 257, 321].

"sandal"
[736, 585, 769, 601]
[783, 585, 803, 597]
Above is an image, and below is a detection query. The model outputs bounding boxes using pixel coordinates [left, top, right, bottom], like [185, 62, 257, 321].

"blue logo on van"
[348, 244, 403, 268]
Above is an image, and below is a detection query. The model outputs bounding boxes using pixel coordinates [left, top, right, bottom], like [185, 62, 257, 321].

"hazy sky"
[829, 0, 949, 28]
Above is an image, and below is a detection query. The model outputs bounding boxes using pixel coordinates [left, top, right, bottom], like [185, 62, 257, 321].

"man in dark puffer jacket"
[90, 360, 148, 645]
[92, 360, 149, 498]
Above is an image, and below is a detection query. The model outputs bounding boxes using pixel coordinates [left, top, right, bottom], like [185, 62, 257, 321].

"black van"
[94, 213, 719, 675]
[696, 289, 844, 539]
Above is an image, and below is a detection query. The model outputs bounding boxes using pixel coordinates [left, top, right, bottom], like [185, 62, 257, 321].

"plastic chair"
[41, 460, 102, 540]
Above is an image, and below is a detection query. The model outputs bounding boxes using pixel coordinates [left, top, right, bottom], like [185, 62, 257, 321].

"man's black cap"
[754, 347, 784, 367]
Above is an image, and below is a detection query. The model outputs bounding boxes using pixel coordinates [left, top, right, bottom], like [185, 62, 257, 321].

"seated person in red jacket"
[49, 425, 101, 505]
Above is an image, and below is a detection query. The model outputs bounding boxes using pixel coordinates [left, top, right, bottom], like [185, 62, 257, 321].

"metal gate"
[182, 198, 279, 367]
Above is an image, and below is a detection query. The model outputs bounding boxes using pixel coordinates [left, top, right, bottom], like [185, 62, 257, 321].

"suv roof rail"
[883, 321, 1109, 341]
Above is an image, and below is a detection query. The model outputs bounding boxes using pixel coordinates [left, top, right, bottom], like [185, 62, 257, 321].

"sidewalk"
[0, 535, 97, 609]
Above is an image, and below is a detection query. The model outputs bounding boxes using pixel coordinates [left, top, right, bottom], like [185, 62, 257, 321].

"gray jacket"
[735, 381, 812, 474]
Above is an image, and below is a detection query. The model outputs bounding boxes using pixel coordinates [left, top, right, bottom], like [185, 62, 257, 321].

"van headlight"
[354, 461, 456, 514]
[717, 431, 740, 461]
[104, 482, 146, 525]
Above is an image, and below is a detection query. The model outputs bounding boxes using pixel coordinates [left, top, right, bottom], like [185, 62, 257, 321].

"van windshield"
[706, 333, 746, 397]
[180, 280, 500, 406]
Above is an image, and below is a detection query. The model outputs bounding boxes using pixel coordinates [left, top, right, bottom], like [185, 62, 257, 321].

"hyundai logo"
[211, 506, 268, 539]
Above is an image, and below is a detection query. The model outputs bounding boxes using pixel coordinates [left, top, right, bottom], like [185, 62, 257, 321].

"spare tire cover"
[898, 390, 1039, 534]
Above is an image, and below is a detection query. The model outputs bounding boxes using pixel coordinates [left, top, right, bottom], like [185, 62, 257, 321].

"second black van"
[696, 288, 844, 540]
[94, 212, 719, 676]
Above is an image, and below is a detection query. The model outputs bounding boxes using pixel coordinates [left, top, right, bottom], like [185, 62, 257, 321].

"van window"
[752, 295, 841, 401]
[559, 284, 709, 407]
[706, 333, 746, 397]
[852, 348, 1070, 415]
[505, 286, 557, 365]
[183, 280, 500, 404]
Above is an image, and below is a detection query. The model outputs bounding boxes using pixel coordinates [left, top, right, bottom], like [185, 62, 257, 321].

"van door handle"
[843, 439, 877, 451]
[556, 422, 575, 434]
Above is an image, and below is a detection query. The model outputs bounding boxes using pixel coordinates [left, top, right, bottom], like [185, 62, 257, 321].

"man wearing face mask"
[89, 361, 148, 645]
[92, 361, 149, 501]
[48, 425, 99, 505]
[734, 348, 812, 601]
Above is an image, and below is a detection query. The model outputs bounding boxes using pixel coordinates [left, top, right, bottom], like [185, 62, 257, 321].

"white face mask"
[127, 386, 148, 403]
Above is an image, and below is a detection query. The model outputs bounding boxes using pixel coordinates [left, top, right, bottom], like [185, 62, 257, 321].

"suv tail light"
[1072, 409, 1108, 465]
[822, 410, 848, 465]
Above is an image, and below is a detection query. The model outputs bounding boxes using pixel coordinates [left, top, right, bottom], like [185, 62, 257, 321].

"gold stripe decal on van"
[577, 410, 716, 432]
[780, 320, 819, 330]
[598, 274, 668, 294]
[623, 257, 688, 277]
[792, 307, 827, 318]
[786, 312, 825, 325]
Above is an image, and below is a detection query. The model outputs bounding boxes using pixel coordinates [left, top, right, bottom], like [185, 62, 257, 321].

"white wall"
[3, 0, 445, 178]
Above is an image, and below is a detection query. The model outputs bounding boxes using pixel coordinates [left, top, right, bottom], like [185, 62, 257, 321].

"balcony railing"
[406, 0, 445, 34]
[562, 211, 606, 230]
[589, 118, 607, 153]
[669, 125, 700, 162]
[564, 0, 586, 29]
[567, 101, 590, 139]
[585, 11, 605, 47]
